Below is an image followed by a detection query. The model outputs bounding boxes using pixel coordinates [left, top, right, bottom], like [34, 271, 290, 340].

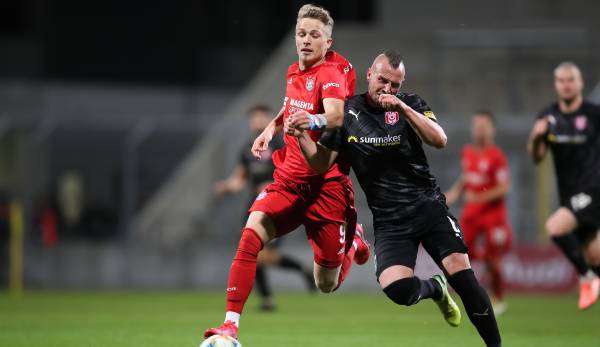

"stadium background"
[1, 1, 600, 345]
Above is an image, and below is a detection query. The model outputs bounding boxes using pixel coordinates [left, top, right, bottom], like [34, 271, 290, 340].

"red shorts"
[460, 212, 512, 260]
[249, 175, 356, 268]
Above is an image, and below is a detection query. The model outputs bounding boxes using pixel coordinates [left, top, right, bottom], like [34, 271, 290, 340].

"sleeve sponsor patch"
[423, 111, 437, 120]
[323, 82, 340, 90]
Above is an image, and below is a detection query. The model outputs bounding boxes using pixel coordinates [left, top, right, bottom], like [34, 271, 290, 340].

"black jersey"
[240, 134, 283, 194]
[320, 93, 447, 236]
[537, 101, 600, 205]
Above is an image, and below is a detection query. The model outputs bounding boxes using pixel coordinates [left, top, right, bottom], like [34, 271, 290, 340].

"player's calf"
[383, 276, 441, 306]
[379, 265, 442, 306]
[447, 268, 501, 347]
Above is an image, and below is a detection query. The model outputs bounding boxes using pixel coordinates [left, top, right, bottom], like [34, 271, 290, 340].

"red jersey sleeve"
[319, 66, 347, 100]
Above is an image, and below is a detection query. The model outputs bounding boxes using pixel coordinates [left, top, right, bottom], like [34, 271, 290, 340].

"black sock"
[552, 234, 589, 275]
[383, 277, 441, 306]
[254, 265, 272, 299]
[278, 255, 304, 272]
[448, 269, 501, 347]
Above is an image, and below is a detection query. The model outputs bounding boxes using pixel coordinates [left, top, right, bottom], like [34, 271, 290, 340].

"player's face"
[249, 111, 270, 134]
[471, 115, 495, 145]
[554, 67, 583, 102]
[295, 18, 332, 68]
[366, 59, 405, 107]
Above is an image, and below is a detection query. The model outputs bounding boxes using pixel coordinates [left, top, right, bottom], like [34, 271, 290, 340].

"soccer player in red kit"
[446, 111, 512, 314]
[203, 4, 369, 340]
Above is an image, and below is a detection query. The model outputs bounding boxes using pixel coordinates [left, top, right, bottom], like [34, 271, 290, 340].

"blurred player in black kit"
[528, 62, 600, 310]
[214, 104, 316, 311]
[288, 51, 502, 347]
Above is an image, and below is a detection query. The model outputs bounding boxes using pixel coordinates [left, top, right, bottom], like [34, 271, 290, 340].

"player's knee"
[383, 277, 421, 306]
[442, 252, 471, 275]
[545, 219, 562, 237]
[585, 247, 600, 266]
[315, 277, 337, 293]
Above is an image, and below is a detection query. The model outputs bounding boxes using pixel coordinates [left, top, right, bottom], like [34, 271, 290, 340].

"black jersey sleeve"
[535, 104, 555, 120]
[271, 134, 284, 151]
[400, 93, 437, 122]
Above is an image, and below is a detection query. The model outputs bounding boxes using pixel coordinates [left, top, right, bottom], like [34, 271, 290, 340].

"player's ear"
[325, 37, 333, 49]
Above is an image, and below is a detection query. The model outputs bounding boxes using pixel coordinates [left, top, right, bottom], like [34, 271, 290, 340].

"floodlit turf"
[1, 291, 599, 346]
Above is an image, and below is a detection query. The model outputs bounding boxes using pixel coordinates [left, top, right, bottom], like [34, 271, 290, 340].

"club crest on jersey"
[385, 111, 399, 125]
[306, 77, 315, 91]
[575, 115, 588, 131]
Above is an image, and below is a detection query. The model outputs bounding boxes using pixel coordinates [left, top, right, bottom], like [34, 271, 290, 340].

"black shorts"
[565, 187, 600, 231]
[575, 226, 599, 245]
[374, 213, 468, 278]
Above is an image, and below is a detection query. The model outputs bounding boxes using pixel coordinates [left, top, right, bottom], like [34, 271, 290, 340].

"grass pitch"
[1, 291, 598, 346]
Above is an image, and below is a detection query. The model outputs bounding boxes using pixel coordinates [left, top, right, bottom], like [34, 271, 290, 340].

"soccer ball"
[199, 335, 242, 347]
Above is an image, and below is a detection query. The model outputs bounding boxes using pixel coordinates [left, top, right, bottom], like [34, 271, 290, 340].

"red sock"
[488, 258, 504, 300]
[334, 242, 356, 291]
[226, 228, 264, 314]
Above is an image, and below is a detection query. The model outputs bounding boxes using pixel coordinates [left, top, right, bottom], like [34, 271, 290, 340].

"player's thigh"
[305, 220, 346, 270]
[248, 183, 304, 240]
[375, 236, 420, 287]
[545, 207, 578, 237]
[582, 229, 600, 265]
[305, 179, 353, 226]
[421, 214, 470, 275]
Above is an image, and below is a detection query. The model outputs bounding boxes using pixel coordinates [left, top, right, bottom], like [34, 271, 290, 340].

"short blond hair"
[297, 4, 334, 38]
[554, 61, 582, 78]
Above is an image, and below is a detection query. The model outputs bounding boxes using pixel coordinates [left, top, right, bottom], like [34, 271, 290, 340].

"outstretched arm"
[285, 120, 339, 174]
[214, 164, 248, 197]
[251, 106, 284, 159]
[445, 176, 465, 206]
[527, 117, 549, 164]
[379, 94, 447, 148]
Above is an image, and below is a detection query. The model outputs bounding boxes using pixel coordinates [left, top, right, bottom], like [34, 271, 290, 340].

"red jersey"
[461, 144, 510, 219]
[273, 50, 355, 183]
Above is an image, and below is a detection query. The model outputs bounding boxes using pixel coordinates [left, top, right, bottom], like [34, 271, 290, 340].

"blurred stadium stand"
[1, 0, 600, 289]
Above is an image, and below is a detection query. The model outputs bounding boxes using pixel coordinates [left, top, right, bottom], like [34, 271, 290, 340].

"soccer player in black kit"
[214, 104, 315, 311]
[287, 51, 502, 346]
[528, 62, 600, 310]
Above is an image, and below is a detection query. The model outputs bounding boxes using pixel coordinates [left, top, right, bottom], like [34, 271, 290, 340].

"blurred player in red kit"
[203, 4, 369, 341]
[446, 111, 512, 314]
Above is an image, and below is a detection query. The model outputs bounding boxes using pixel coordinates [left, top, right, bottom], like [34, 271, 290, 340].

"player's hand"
[378, 94, 405, 112]
[464, 191, 484, 203]
[288, 110, 312, 131]
[284, 116, 304, 137]
[532, 116, 550, 138]
[213, 180, 228, 198]
[251, 127, 274, 159]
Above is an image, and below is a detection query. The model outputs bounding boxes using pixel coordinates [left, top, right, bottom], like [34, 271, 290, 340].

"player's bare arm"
[445, 176, 465, 206]
[379, 94, 448, 148]
[284, 119, 338, 173]
[214, 164, 248, 197]
[252, 106, 284, 159]
[527, 116, 549, 164]
[288, 97, 345, 131]
[465, 180, 510, 204]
